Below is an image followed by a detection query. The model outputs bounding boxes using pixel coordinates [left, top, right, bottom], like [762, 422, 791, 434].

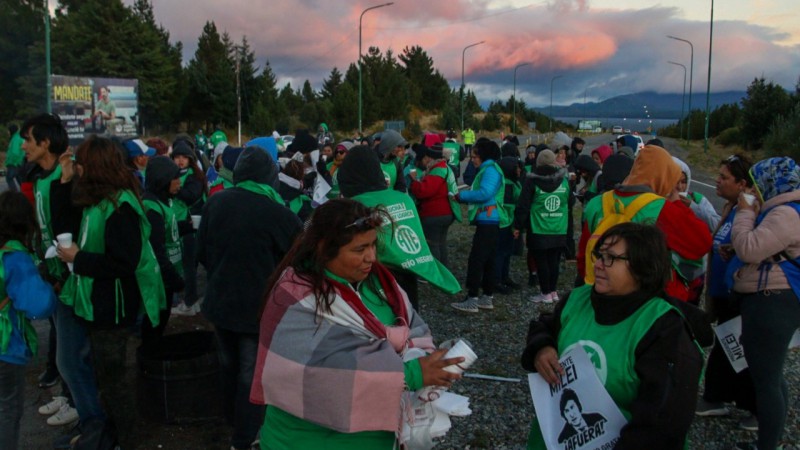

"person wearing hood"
[278, 159, 313, 221]
[494, 156, 524, 293]
[338, 145, 461, 310]
[319, 141, 353, 199]
[170, 139, 207, 317]
[514, 150, 573, 304]
[672, 157, 720, 231]
[572, 154, 601, 205]
[616, 146, 635, 159]
[316, 122, 333, 147]
[141, 156, 186, 349]
[209, 144, 243, 196]
[376, 129, 409, 193]
[451, 138, 505, 313]
[122, 138, 155, 188]
[577, 145, 713, 302]
[197, 146, 302, 450]
[570, 137, 585, 162]
[590, 144, 613, 168]
[727, 157, 800, 450]
[409, 143, 460, 267]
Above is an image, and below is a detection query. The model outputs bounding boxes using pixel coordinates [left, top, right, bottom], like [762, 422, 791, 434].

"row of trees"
[659, 77, 800, 157]
[2, 0, 493, 137]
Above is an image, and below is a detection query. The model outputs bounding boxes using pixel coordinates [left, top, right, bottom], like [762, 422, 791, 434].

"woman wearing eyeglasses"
[727, 157, 800, 450]
[251, 199, 463, 449]
[521, 222, 703, 449]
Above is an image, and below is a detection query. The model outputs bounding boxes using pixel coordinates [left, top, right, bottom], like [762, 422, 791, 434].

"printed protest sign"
[714, 316, 800, 373]
[528, 347, 627, 450]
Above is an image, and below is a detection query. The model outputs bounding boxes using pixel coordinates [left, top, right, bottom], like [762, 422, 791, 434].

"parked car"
[618, 134, 645, 155]
[612, 125, 623, 134]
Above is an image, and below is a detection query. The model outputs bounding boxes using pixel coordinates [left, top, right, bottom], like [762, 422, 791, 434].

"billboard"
[51, 75, 139, 143]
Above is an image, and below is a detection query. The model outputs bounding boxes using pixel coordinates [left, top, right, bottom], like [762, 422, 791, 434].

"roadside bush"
[716, 127, 743, 147]
[762, 104, 800, 160]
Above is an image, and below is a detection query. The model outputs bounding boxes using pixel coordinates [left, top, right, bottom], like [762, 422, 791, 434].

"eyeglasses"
[726, 155, 740, 162]
[336, 150, 347, 155]
[345, 212, 384, 231]
[591, 248, 629, 267]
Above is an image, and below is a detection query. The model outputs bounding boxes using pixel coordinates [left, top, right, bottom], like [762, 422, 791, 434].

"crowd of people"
[1, 114, 799, 450]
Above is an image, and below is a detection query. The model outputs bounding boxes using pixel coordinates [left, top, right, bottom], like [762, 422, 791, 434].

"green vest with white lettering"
[34, 166, 67, 280]
[352, 189, 461, 295]
[143, 198, 183, 276]
[529, 178, 569, 235]
[380, 161, 398, 190]
[59, 190, 165, 325]
[527, 285, 678, 449]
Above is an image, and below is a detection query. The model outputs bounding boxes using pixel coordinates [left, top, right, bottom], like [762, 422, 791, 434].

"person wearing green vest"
[20, 113, 86, 427]
[514, 150, 572, 304]
[451, 138, 505, 313]
[409, 143, 460, 267]
[521, 223, 703, 449]
[318, 141, 352, 200]
[494, 156, 523, 294]
[278, 159, 314, 222]
[142, 156, 187, 349]
[170, 140, 207, 317]
[0, 190, 57, 450]
[376, 129, 408, 193]
[56, 135, 165, 449]
[195, 129, 208, 156]
[462, 126, 476, 154]
[5, 124, 25, 191]
[338, 145, 461, 311]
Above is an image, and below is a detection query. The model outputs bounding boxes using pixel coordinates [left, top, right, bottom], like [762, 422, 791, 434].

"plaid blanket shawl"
[250, 263, 435, 433]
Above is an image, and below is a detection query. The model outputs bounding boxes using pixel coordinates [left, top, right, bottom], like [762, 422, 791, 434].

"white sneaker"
[47, 403, 79, 426]
[551, 292, 560, 302]
[451, 297, 480, 313]
[38, 396, 68, 415]
[171, 302, 200, 316]
[476, 295, 494, 310]
[529, 292, 553, 304]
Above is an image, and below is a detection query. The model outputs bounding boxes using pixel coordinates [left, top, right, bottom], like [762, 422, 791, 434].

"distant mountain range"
[532, 91, 746, 119]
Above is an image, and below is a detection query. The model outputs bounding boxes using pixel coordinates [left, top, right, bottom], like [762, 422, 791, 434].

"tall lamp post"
[358, 2, 394, 135]
[667, 35, 694, 144]
[460, 40, 485, 131]
[45, 0, 52, 114]
[668, 61, 687, 141]
[512, 62, 530, 134]
[549, 75, 563, 133]
[704, 0, 714, 153]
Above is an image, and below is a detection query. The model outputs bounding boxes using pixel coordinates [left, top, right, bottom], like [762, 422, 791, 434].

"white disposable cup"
[191, 215, 201, 229]
[743, 193, 756, 205]
[443, 340, 478, 374]
[56, 233, 73, 248]
[679, 191, 688, 198]
[410, 169, 417, 176]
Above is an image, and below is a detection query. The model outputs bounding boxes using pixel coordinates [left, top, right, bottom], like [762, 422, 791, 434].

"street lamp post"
[668, 61, 687, 141]
[460, 40, 485, 131]
[667, 35, 694, 144]
[512, 62, 530, 134]
[45, 0, 51, 114]
[358, 2, 394, 136]
[549, 75, 563, 133]
[704, 0, 714, 153]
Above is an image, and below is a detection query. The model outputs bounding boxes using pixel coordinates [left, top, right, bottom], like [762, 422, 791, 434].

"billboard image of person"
[91, 86, 116, 132]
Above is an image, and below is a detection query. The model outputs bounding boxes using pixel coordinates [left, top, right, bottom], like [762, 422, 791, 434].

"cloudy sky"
[137, 0, 799, 107]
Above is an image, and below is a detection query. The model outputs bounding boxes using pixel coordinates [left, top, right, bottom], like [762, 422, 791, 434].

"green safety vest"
[34, 165, 67, 281]
[443, 141, 460, 167]
[0, 241, 39, 356]
[143, 198, 183, 276]
[326, 161, 341, 199]
[59, 190, 165, 325]
[428, 164, 462, 223]
[529, 178, 569, 235]
[352, 189, 461, 295]
[288, 194, 312, 216]
[380, 161, 398, 189]
[500, 178, 521, 229]
[467, 162, 507, 224]
[527, 285, 678, 449]
[173, 169, 194, 221]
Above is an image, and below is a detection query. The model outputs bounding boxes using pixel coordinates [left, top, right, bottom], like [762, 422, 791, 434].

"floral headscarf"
[749, 157, 800, 202]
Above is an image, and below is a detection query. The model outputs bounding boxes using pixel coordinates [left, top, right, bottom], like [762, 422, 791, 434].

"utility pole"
[512, 62, 530, 134]
[461, 41, 485, 131]
[668, 61, 687, 141]
[549, 75, 563, 133]
[236, 49, 241, 146]
[704, 0, 714, 153]
[358, 2, 394, 135]
[667, 35, 694, 144]
[45, 0, 52, 114]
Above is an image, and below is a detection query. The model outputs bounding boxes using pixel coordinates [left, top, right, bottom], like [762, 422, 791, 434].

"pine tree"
[740, 77, 792, 149]
[399, 45, 449, 111]
[1, 0, 45, 122]
[185, 21, 236, 127]
[321, 67, 342, 100]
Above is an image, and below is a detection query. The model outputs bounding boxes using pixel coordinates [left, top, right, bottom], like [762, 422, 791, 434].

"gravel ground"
[416, 216, 800, 450]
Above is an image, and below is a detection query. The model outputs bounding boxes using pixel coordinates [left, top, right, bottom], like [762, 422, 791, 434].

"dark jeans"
[215, 327, 263, 450]
[531, 247, 563, 294]
[740, 289, 800, 450]
[0, 361, 25, 450]
[181, 233, 198, 306]
[466, 224, 499, 297]
[494, 226, 514, 283]
[56, 301, 104, 422]
[140, 289, 173, 350]
[420, 215, 454, 267]
[565, 206, 576, 260]
[702, 294, 756, 413]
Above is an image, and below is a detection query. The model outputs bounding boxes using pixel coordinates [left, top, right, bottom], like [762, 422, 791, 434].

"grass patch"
[684, 139, 767, 175]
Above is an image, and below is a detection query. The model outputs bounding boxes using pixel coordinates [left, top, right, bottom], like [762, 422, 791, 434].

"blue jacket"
[460, 159, 503, 224]
[1, 251, 57, 365]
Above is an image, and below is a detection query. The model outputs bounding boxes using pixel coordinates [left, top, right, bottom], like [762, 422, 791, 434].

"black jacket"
[521, 289, 702, 450]
[197, 148, 302, 334]
[514, 165, 573, 250]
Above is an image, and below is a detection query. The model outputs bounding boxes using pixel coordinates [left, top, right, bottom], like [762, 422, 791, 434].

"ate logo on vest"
[562, 340, 608, 384]
[382, 170, 391, 187]
[395, 225, 422, 255]
[544, 195, 562, 213]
